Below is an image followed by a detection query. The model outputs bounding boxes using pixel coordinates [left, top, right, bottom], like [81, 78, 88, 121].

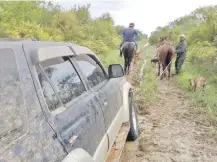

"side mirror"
[108, 64, 124, 78]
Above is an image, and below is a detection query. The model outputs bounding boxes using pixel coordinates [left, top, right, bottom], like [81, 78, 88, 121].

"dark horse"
[155, 37, 175, 80]
[121, 42, 136, 75]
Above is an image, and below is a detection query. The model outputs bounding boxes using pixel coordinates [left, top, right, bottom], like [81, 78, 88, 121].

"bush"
[148, 5, 217, 125]
[0, 1, 122, 56]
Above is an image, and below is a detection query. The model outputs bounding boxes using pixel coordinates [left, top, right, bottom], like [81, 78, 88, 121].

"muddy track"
[120, 78, 217, 162]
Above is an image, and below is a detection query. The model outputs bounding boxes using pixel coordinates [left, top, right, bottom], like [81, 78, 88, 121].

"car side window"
[75, 54, 107, 88]
[0, 49, 27, 152]
[36, 57, 86, 112]
[37, 66, 62, 111]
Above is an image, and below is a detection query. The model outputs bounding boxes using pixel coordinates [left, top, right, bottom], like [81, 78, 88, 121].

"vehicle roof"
[0, 38, 38, 41]
[0, 40, 96, 62]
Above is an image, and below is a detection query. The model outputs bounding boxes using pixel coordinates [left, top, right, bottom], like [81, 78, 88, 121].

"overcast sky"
[56, 0, 217, 35]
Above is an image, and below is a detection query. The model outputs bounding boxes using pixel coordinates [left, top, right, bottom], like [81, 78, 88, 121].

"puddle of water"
[124, 141, 138, 151]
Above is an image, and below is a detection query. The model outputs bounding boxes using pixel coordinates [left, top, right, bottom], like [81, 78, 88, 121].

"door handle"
[104, 102, 108, 107]
[69, 135, 78, 145]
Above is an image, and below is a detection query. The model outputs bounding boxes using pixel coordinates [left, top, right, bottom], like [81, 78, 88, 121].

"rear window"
[36, 57, 86, 114]
[0, 49, 26, 153]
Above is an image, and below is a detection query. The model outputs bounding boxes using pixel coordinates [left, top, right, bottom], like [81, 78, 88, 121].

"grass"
[98, 40, 147, 68]
[176, 61, 217, 125]
[98, 49, 123, 68]
[132, 45, 158, 115]
[130, 45, 158, 152]
[98, 41, 157, 115]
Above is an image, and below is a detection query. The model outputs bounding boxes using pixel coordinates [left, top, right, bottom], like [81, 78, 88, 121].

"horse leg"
[124, 55, 128, 74]
[158, 62, 160, 76]
[164, 66, 167, 77]
[168, 64, 171, 79]
[125, 56, 129, 75]
[161, 64, 166, 80]
[127, 56, 133, 74]
[128, 62, 130, 75]
[124, 63, 128, 75]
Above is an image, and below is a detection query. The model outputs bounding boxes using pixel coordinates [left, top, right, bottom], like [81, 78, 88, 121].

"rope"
[131, 42, 176, 98]
[155, 57, 174, 81]
[134, 58, 174, 98]
[138, 42, 174, 82]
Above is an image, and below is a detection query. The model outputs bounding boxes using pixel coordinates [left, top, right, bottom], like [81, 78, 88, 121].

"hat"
[180, 34, 186, 39]
[129, 23, 135, 27]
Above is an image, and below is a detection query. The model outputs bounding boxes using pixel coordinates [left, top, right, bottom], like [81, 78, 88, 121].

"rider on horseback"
[119, 22, 139, 56]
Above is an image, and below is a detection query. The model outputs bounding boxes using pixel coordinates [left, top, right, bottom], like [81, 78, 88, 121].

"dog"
[189, 76, 207, 91]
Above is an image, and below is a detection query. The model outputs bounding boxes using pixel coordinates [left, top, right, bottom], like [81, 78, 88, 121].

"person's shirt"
[122, 27, 139, 42]
[175, 40, 187, 54]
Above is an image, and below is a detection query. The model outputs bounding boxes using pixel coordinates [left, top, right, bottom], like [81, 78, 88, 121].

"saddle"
[120, 42, 136, 51]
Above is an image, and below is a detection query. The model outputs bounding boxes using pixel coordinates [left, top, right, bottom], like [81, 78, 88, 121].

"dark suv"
[0, 40, 139, 162]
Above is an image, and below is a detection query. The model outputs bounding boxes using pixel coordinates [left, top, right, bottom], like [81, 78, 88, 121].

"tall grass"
[98, 41, 157, 115]
[98, 50, 123, 67]
[177, 61, 217, 125]
[98, 40, 147, 67]
[133, 46, 157, 114]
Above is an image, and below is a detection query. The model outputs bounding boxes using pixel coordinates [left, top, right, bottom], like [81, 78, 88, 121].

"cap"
[180, 34, 186, 39]
[129, 23, 135, 27]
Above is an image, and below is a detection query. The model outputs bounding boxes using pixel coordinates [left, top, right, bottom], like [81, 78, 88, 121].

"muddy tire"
[127, 92, 140, 141]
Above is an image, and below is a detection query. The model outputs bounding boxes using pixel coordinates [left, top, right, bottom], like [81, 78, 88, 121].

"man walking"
[175, 34, 187, 74]
[119, 22, 139, 56]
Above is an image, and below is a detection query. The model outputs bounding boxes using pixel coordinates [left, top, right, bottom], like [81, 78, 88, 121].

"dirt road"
[120, 78, 217, 162]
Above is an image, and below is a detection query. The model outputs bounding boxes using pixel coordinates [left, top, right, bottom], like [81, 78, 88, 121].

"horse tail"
[123, 44, 129, 69]
[123, 43, 128, 57]
[127, 43, 134, 55]
[166, 48, 174, 66]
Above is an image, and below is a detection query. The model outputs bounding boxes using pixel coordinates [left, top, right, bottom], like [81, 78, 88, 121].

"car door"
[73, 54, 123, 147]
[35, 55, 106, 156]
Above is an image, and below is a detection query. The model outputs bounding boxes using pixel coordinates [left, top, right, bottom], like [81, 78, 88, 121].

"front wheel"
[127, 92, 140, 141]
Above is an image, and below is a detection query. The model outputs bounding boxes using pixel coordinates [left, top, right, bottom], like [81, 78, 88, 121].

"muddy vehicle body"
[0, 40, 139, 162]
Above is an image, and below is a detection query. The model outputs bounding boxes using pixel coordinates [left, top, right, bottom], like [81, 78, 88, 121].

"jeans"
[119, 40, 138, 50]
[175, 53, 186, 74]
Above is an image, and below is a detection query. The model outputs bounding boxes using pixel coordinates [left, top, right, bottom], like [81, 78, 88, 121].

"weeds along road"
[120, 46, 217, 162]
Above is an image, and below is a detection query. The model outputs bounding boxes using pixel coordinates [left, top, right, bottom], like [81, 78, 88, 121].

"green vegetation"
[98, 49, 123, 67]
[149, 5, 217, 124]
[99, 40, 148, 67]
[0, 1, 120, 55]
[0, 1, 147, 66]
[134, 46, 157, 115]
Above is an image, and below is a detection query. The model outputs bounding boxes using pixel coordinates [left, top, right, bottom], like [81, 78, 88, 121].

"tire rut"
[120, 78, 217, 162]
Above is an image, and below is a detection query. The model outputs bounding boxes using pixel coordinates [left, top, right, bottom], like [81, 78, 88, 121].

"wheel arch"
[122, 81, 133, 123]
[61, 148, 95, 162]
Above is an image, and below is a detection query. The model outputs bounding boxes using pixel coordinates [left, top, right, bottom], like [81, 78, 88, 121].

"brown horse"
[155, 37, 175, 80]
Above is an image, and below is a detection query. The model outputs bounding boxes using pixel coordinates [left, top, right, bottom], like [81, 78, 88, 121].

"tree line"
[149, 5, 217, 123]
[0, 1, 147, 55]
[149, 5, 217, 67]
